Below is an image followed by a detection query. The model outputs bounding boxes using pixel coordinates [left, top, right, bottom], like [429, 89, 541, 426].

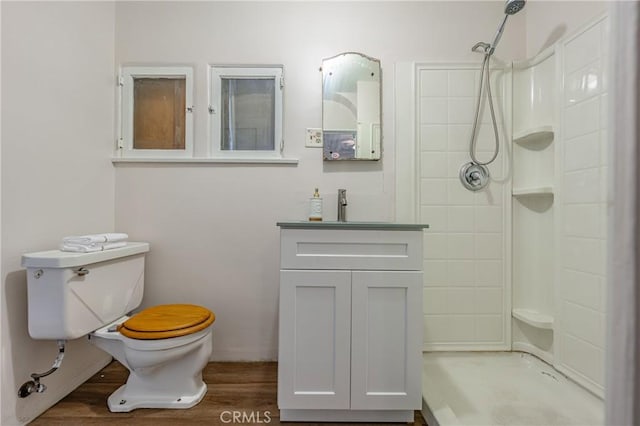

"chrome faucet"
[337, 189, 347, 222]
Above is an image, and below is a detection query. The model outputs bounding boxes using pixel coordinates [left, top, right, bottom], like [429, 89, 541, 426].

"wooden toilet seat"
[118, 304, 215, 340]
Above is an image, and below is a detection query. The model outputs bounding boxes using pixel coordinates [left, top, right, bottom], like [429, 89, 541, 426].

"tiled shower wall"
[418, 67, 509, 350]
[557, 17, 608, 394]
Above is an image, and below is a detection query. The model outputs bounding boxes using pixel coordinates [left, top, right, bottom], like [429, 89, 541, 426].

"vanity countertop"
[277, 221, 429, 230]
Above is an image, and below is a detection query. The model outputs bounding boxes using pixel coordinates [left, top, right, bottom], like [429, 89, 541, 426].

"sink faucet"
[337, 189, 347, 222]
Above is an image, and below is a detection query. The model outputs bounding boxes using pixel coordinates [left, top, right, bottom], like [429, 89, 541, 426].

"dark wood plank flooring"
[32, 361, 427, 426]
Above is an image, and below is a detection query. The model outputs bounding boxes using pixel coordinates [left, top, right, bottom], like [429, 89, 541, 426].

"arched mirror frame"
[321, 52, 382, 161]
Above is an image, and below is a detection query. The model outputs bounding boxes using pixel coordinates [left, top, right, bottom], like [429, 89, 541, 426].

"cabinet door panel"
[278, 270, 351, 409]
[351, 271, 423, 410]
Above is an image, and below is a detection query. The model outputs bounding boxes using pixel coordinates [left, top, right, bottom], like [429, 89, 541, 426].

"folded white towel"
[62, 233, 128, 245]
[60, 241, 127, 253]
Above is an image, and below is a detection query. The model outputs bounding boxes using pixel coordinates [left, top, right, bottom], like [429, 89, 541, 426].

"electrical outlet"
[305, 128, 323, 148]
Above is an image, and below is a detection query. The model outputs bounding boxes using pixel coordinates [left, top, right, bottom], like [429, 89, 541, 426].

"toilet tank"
[22, 242, 149, 340]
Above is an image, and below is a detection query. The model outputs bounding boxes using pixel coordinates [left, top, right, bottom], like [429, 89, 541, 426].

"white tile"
[475, 233, 502, 260]
[563, 169, 601, 204]
[563, 301, 604, 348]
[420, 124, 448, 151]
[561, 334, 604, 385]
[424, 315, 475, 343]
[448, 125, 472, 152]
[425, 233, 448, 260]
[601, 51, 609, 93]
[447, 260, 475, 286]
[475, 123, 500, 152]
[420, 70, 448, 97]
[563, 237, 602, 275]
[475, 260, 503, 286]
[599, 203, 608, 242]
[475, 181, 504, 206]
[475, 288, 503, 314]
[447, 233, 475, 260]
[564, 132, 600, 172]
[448, 70, 476, 97]
[448, 98, 475, 124]
[485, 153, 504, 179]
[420, 178, 447, 205]
[564, 204, 600, 238]
[561, 269, 602, 311]
[480, 98, 503, 124]
[600, 93, 608, 130]
[600, 130, 608, 167]
[488, 70, 506, 98]
[447, 152, 471, 178]
[421, 152, 448, 178]
[565, 61, 601, 106]
[475, 206, 502, 233]
[420, 97, 448, 124]
[424, 260, 447, 286]
[446, 288, 476, 314]
[424, 288, 448, 314]
[448, 178, 475, 205]
[420, 206, 447, 232]
[599, 166, 608, 204]
[565, 23, 601, 73]
[475, 315, 503, 342]
[447, 206, 474, 232]
[564, 97, 600, 140]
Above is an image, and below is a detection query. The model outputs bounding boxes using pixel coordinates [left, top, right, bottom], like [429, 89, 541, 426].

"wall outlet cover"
[305, 128, 323, 148]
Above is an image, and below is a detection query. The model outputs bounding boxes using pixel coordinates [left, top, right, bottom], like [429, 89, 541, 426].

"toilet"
[21, 242, 215, 412]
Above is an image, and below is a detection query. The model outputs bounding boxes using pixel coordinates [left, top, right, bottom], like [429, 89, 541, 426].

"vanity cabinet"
[276, 222, 427, 422]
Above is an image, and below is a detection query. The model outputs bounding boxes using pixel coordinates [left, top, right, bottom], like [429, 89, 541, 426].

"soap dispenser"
[309, 188, 323, 221]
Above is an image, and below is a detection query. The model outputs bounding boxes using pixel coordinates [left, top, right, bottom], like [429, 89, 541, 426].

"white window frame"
[209, 65, 284, 159]
[118, 66, 194, 158]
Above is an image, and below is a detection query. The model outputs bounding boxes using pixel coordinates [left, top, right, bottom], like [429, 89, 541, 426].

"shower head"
[484, 0, 526, 55]
[505, 0, 526, 15]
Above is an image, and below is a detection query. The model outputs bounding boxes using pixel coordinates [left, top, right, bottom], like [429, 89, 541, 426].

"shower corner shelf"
[512, 308, 554, 330]
[513, 126, 554, 145]
[512, 186, 554, 197]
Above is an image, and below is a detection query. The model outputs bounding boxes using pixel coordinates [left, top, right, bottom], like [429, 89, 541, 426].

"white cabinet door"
[278, 270, 352, 409]
[350, 271, 423, 410]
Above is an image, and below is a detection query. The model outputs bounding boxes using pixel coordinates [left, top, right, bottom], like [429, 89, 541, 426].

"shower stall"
[405, 7, 609, 426]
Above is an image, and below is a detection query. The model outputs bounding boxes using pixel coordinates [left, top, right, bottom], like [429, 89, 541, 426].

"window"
[209, 66, 283, 158]
[119, 66, 193, 158]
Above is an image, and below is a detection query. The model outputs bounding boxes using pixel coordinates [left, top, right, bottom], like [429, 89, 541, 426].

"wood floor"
[32, 361, 427, 426]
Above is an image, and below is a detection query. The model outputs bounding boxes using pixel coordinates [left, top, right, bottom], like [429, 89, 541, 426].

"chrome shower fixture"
[487, 0, 527, 55]
[460, 0, 526, 191]
[505, 0, 526, 15]
[459, 162, 490, 191]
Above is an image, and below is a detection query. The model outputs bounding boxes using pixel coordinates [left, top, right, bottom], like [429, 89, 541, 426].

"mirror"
[322, 52, 381, 161]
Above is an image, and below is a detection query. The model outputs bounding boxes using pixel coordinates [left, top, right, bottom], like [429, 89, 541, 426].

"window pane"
[133, 77, 186, 150]
[221, 78, 275, 151]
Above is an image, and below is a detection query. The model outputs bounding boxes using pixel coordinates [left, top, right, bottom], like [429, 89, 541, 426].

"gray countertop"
[277, 221, 429, 230]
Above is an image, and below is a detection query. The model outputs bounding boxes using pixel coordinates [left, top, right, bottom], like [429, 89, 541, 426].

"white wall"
[525, 0, 607, 56]
[556, 15, 608, 397]
[114, 1, 525, 360]
[1, 2, 116, 424]
[418, 66, 510, 350]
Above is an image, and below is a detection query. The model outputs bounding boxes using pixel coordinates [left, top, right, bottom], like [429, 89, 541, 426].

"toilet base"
[107, 381, 207, 412]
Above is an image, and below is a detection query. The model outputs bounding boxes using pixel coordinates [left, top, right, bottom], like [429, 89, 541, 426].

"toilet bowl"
[90, 304, 215, 412]
[21, 242, 216, 412]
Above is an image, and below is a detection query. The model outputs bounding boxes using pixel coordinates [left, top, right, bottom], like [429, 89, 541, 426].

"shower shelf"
[512, 308, 554, 330]
[513, 125, 554, 145]
[512, 186, 554, 197]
